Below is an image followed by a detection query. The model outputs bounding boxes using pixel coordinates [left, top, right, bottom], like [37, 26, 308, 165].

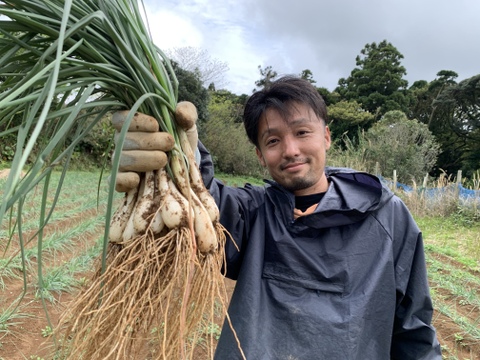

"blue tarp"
[378, 176, 480, 201]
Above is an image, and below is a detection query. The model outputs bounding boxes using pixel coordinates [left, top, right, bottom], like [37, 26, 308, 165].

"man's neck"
[295, 192, 325, 212]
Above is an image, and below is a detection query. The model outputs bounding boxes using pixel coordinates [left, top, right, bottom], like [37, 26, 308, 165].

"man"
[116, 76, 442, 359]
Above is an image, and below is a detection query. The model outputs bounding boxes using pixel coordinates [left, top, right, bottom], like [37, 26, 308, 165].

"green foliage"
[41, 325, 53, 337]
[204, 89, 245, 124]
[254, 65, 278, 91]
[0, 304, 29, 335]
[70, 112, 115, 169]
[215, 172, 266, 187]
[364, 110, 440, 183]
[419, 216, 480, 270]
[204, 322, 221, 341]
[327, 100, 375, 141]
[202, 91, 264, 177]
[432, 74, 480, 177]
[299, 69, 316, 84]
[316, 87, 342, 106]
[0, 140, 15, 162]
[408, 70, 458, 127]
[336, 40, 412, 117]
[173, 62, 210, 124]
[327, 133, 370, 172]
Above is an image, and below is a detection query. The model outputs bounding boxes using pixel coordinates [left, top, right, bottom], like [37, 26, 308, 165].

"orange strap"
[293, 203, 319, 219]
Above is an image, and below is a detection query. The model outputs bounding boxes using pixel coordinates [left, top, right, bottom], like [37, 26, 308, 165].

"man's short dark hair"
[243, 76, 329, 147]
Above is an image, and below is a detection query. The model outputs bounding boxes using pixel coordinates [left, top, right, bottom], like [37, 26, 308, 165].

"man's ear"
[324, 125, 332, 151]
[256, 147, 266, 167]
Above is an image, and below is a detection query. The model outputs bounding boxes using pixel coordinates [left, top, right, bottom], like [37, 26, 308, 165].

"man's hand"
[112, 102, 199, 192]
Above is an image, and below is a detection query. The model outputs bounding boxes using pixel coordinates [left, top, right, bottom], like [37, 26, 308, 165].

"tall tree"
[254, 65, 278, 91]
[207, 89, 245, 123]
[172, 62, 210, 124]
[327, 100, 374, 141]
[432, 74, 480, 176]
[316, 87, 341, 106]
[203, 91, 263, 176]
[300, 69, 316, 84]
[336, 40, 411, 118]
[166, 46, 229, 89]
[407, 71, 458, 126]
[405, 71, 460, 175]
[365, 110, 440, 183]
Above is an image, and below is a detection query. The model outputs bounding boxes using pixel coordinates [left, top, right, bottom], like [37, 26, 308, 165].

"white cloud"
[144, 0, 480, 95]
[144, 6, 203, 49]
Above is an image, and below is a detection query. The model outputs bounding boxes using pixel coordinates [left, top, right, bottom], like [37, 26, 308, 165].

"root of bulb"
[56, 225, 230, 360]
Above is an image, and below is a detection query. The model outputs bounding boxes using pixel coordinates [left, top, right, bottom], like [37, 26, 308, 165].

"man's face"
[255, 102, 331, 196]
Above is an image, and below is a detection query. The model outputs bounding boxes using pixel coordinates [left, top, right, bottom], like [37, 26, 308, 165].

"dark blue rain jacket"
[199, 145, 442, 360]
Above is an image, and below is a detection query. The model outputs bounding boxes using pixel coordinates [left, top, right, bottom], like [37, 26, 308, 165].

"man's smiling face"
[256, 101, 331, 196]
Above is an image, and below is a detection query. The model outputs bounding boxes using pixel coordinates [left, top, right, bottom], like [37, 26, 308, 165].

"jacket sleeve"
[198, 141, 265, 280]
[390, 197, 442, 359]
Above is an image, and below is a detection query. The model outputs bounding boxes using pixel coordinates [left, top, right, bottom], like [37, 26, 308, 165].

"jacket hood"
[265, 167, 394, 229]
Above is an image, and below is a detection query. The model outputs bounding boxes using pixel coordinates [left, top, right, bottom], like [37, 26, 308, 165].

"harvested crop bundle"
[0, 0, 236, 359]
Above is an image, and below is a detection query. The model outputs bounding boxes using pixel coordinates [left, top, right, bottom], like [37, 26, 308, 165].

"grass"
[434, 301, 480, 341]
[0, 302, 31, 336]
[216, 172, 266, 187]
[0, 171, 113, 239]
[0, 257, 23, 290]
[35, 234, 103, 303]
[416, 214, 480, 359]
[416, 216, 480, 270]
[0, 199, 106, 290]
[427, 252, 480, 307]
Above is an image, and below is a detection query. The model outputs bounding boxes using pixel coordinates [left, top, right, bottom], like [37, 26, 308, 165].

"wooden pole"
[393, 170, 397, 191]
[423, 173, 428, 188]
[422, 173, 429, 198]
[456, 170, 462, 198]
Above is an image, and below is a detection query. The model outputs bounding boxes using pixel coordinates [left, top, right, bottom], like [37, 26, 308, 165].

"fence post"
[393, 170, 397, 191]
[375, 162, 380, 177]
[423, 173, 428, 188]
[422, 173, 428, 199]
[456, 170, 462, 198]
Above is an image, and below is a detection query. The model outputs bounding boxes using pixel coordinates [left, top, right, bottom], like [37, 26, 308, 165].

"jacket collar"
[264, 168, 392, 229]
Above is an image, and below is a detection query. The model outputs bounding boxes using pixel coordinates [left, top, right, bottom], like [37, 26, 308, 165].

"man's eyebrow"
[259, 118, 314, 141]
[259, 127, 276, 142]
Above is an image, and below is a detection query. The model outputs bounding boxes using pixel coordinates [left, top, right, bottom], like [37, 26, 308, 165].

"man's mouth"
[281, 161, 307, 171]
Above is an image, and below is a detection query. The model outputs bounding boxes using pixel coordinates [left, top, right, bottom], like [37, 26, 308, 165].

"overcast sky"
[146, 0, 478, 95]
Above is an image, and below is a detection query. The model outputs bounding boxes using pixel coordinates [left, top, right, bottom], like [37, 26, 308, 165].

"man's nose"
[282, 137, 300, 158]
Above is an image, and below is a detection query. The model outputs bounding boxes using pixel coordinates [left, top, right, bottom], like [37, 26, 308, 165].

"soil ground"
[2, 246, 479, 359]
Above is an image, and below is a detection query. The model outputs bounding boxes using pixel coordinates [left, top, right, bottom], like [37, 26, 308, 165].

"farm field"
[1, 170, 479, 359]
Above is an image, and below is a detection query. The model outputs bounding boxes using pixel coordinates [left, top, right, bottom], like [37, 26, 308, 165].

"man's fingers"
[118, 150, 168, 172]
[115, 132, 175, 152]
[115, 172, 140, 193]
[112, 111, 160, 132]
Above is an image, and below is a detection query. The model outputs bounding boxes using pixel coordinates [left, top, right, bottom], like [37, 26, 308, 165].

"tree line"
[1, 40, 478, 184]
[198, 40, 479, 183]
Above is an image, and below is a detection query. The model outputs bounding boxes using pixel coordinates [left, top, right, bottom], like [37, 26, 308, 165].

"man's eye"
[266, 138, 278, 146]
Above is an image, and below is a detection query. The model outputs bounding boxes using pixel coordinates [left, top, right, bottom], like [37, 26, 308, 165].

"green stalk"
[0, 3, 192, 350]
[37, 172, 55, 343]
